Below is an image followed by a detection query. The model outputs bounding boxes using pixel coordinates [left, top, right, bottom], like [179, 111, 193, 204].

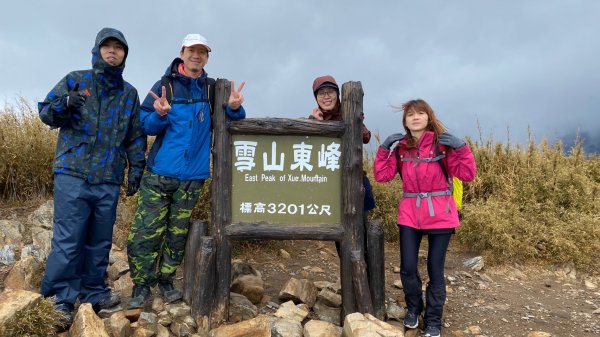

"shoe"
[424, 325, 441, 337]
[127, 284, 152, 309]
[93, 292, 121, 312]
[158, 280, 183, 303]
[54, 303, 74, 332]
[403, 311, 419, 329]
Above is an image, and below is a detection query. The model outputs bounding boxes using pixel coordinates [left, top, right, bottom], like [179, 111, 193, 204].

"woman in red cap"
[309, 74, 375, 255]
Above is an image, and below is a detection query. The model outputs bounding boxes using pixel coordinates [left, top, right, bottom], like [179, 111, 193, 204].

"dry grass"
[3, 297, 64, 337]
[2, 98, 599, 273]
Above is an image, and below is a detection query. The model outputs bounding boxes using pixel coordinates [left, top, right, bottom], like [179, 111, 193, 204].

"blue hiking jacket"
[141, 58, 246, 180]
[38, 27, 147, 185]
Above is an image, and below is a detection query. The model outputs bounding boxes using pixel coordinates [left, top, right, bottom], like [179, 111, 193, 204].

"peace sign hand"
[228, 80, 245, 110]
[149, 86, 171, 116]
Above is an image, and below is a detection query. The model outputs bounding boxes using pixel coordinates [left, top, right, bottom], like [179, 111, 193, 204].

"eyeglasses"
[317, 89, 337, 98]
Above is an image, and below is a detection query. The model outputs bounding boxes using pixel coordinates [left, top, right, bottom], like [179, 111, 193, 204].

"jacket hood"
[91, 28, 128, 89]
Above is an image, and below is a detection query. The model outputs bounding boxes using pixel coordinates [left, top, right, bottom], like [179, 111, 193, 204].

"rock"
[107, 311, 131, 337]
[20, 244, 47, 262]
[231, 260, 264, 304]
[463, 256, 484, 271]
[152, 297, 165, 312]
[393, 266, 401, 273]
[317, 288, 342, 307]
[108, 259, 130, 281]
[393, 279, 403, 289]
[109, 248, 127, 265]
[271, 317, 303, 337]
[279, 249, 291, 259]
[0, 220, 23, 245]
[0, 289, 42, 336]
[584, 278, 597, 290]
[70, 303, 110, 337]
[167, 301, 191, 319]
[112, 272, 133, 295]
[526, 332, 551, 337]
[386, 302, 406, 321]
[123, 308, 143, 321]
[156, 324, 170, 337]
[313, 300, 341, 326]
[158, 310, 172, 325]
[4, 255, 40, 291]
[171, 320, 195, 337]
[229, 292, 258, 322]
[466, 325, 482, 334]
[274, 300, 309, 322]
[314, 281, 334, 291]
[279, 277, 318, 307]
[138, 311, 158, 330]
[28, 200, 54, 254]
[132, 327, 156, 337]
[208, 314, 271, 337]
[0, 244, 17, 265]
[304, 319, 342, 337]
[343, 312, 404, 337]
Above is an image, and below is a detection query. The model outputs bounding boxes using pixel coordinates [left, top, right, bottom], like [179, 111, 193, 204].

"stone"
[112, 272, 134, 295]
[171, 320, 195, 337]
[317, 288, 342, 307]
[28, 200, 54, 254]
[279, 277, 318, 307]
[108, 259, 130, 281]
[271, 317, 303, 337]
[107, 311, 131, 337]
[313, 300, 341, 326]
[69, 303, 110, 337]
[158, 310, 172, 325]
[132, 327, 156, 337]
[109, 248, 127, 265]
[230, 292, 258, 322]
[0, 289, 42, 336]
[231, 260, 264, 304]
[152, 297, 165, 312]
[0, 220, 23, 245]
[138, 311, 158, 330]
[279, 249, 291, 259]
[343, 312, 404, 337]
[526, 332, 552, 337]
[156, 324, 170, 337]
[393, 266, 401, 273]
[208, 314, 270, 337]
[303, 319, 342, 337]
[393, 279, 403, 289]
[463, 256, 484, 271]
[274, 300, 309, 322]
[0, 244, 17, 265]
[4, 256, 41, 291]
[466, 325, 482, 334]
[123, 308, 143, 321]
[166, 301, 191, 319]
[20, 244, 47, 262]
[386, 302, 406, 321]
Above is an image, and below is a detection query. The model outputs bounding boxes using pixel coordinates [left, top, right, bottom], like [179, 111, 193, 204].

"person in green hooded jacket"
[38, 27, 146, 329]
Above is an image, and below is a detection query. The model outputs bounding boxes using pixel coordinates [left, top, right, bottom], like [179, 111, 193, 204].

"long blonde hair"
[394, 99, 446, 148]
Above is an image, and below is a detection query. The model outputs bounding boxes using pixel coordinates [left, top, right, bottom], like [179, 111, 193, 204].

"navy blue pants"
[41, 174, 120, 309]
[399, 225, 451, 328]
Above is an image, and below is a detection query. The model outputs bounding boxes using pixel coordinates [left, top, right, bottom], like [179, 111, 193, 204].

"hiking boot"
[403, 311, 419, 329]
[54, 303, 74, 332]
[93, 292, 121, 312]
[158, 280, 183, 303]
[127, 284, 152, 309]
[424, 325, 441, 337]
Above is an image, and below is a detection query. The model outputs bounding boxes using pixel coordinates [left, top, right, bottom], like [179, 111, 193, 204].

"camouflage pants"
[127, 171, 204, 286]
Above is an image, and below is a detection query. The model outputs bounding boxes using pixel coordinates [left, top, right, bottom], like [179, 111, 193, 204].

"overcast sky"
[1, 0, 599, 152]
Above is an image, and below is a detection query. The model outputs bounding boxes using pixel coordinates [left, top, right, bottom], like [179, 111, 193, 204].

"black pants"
[399, 225, 451, 328]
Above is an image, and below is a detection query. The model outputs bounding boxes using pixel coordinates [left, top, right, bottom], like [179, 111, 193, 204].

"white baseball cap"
[181, 33, 211, 52]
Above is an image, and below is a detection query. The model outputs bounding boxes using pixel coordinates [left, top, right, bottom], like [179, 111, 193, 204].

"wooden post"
[210, 79, 233, 327]
[351, 250, 374, 315]
[340, 81, 365, 316]
[191, 236, 216, 335]
[183, 220, 208, 303]
[366, 219, 385, 320]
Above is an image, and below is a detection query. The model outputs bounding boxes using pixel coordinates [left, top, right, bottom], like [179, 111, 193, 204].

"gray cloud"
[1, 0, 599, 148]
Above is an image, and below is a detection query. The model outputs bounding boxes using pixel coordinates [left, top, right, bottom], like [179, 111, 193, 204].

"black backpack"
[160, 75, 216, 115]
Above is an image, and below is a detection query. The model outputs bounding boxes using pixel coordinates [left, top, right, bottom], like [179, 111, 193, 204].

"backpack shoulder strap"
[206, 77, 216, 115]
[434, 143, 451, 183]
[394, 145, 407, 180]
[160, 75, 174, 105]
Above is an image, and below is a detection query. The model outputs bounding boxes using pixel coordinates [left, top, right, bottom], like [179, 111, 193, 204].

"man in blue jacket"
[38, 27, 147, 328]
[127, 33, 246, 308]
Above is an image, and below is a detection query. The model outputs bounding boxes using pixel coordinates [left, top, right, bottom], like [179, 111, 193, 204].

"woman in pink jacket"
[374, 99, 476, 337]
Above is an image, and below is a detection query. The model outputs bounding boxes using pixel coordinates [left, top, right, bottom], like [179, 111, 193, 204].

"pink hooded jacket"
[374, 131, 476, 230]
